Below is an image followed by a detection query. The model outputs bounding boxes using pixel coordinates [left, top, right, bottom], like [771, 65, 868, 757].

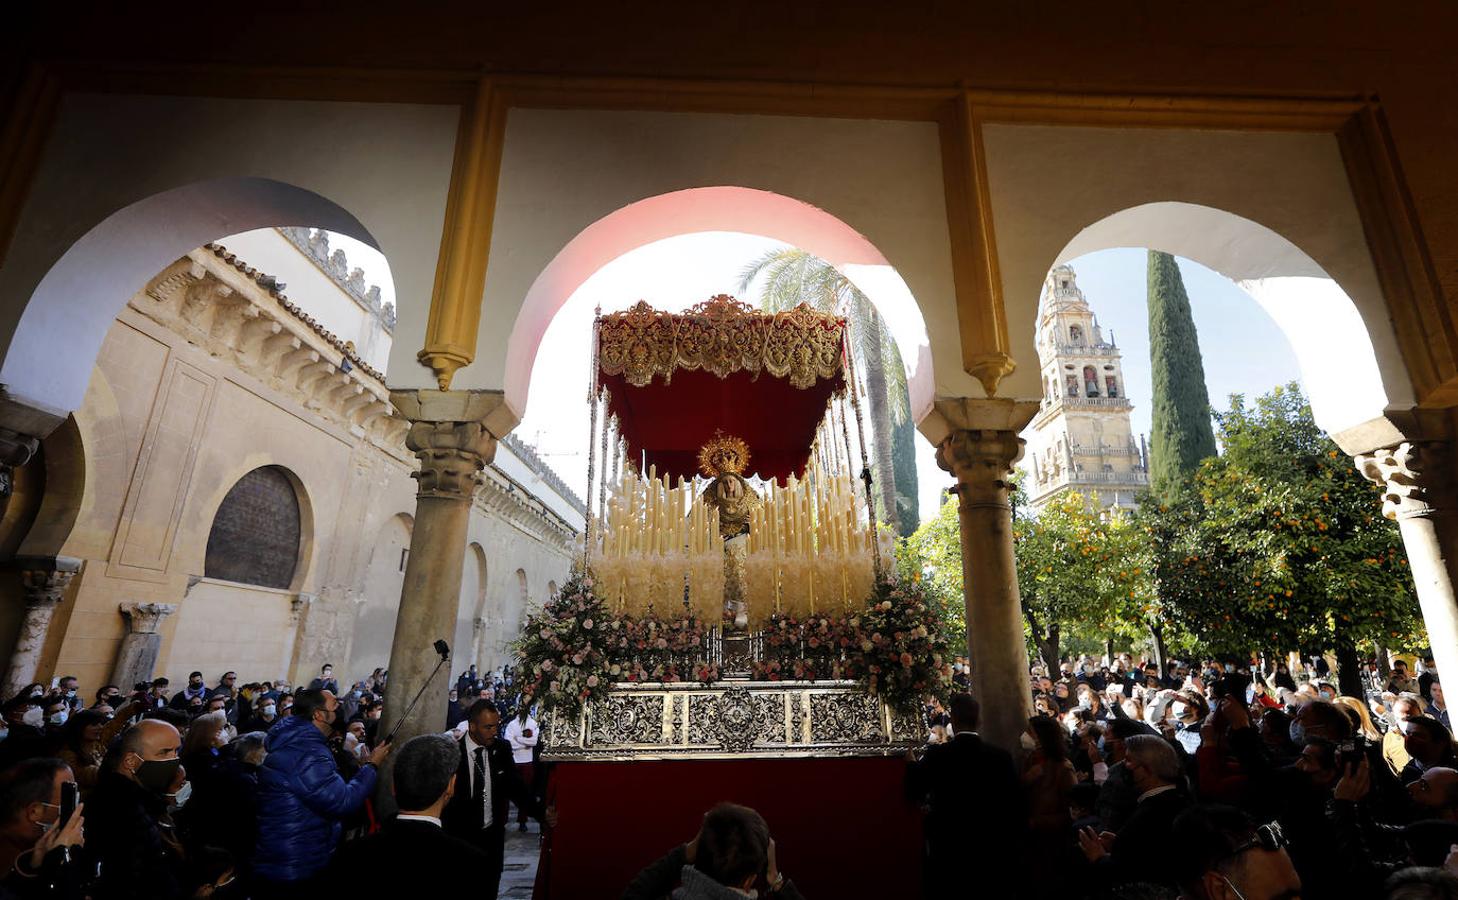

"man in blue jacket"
[255, 688, 391, 898]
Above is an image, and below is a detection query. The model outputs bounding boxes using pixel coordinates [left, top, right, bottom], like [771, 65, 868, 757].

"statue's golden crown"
[698, 431, 751, 478]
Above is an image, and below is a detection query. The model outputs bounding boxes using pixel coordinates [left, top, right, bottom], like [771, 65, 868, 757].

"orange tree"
[1139, 384, 1422, 693]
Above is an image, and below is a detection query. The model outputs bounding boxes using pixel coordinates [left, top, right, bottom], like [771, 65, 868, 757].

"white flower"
[583, 618, 594, 630]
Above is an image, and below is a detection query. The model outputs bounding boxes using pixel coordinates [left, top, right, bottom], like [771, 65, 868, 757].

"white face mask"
[262, 704, 277, 718]
[21, 707, 43, 728]
[168, 781, 192, 809]
[1171, 702, 1189, 720]
[48, 710, 68, 727]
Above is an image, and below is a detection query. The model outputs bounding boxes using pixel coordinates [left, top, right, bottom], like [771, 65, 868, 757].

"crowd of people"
[4, 649, 1458, 898]
[0, 661, 547, 899]
[912, 651, 1458, 899]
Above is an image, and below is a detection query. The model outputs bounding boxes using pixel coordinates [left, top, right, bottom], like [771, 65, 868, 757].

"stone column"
[1356, 441, 1458, 688]
[1, 556, 81, 697]
[926, 397, 1040, 753]
[379, 390, 515, 748]
[111, 602, 177, 688]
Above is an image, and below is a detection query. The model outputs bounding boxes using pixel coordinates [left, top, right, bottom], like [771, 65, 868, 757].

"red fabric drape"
[602, 368, 844, 484]
[535, 756, 922, 898]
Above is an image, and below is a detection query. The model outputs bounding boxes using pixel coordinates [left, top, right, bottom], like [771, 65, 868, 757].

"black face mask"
[134, 757, 182, 794]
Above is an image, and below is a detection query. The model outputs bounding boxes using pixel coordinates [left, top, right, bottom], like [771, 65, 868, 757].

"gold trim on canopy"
[598, 295, 846, 390]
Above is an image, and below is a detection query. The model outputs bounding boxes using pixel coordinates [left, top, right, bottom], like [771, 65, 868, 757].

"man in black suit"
[906, 693, 1025, 897]
[442, 699, 547, 898]
[1078, 734, 1191, 889]
[330, 733, 490, 890]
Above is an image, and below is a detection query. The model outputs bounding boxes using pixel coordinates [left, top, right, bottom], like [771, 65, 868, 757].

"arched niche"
[203, 465, 307, 591]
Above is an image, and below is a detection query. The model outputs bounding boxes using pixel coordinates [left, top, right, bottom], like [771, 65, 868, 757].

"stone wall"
[16, 247, 574, 691]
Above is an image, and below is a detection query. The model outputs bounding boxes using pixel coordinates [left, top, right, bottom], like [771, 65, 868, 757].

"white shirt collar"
[1137, 784, 1177, 803]
[396, 814, 442, 827]
[464, 732, 486, 755]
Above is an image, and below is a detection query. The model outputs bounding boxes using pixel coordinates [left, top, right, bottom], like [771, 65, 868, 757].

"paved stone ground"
[499, 818, 543, 899]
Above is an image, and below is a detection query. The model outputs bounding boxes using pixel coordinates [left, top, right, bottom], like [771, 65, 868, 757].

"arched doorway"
[455, 541, 488, 670]
[349, 513, 413, 682]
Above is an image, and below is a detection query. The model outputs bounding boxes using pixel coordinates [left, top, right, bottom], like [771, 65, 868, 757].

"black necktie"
[473, 746, 488, 827]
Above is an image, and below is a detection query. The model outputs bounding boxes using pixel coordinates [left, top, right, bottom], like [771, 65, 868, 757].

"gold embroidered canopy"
[596, 295, 848, 483]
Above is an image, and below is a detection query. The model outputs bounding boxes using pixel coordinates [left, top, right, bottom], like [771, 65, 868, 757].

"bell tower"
[1025, 265, 1149, 510]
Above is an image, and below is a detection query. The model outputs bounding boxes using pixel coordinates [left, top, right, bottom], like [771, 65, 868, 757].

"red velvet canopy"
[596, 296, 847, 484]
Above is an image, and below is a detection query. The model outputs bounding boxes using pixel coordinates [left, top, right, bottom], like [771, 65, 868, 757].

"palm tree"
[737, 248, 915, 533]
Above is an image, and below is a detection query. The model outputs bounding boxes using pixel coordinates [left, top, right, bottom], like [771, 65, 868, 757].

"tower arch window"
[1066, 374, 1079, 397]
[1069, 324, 1084, 345]
[204, 465, 302, 589]
[1106, 375, 1120, 398]
[1083, 366, 1100, 397]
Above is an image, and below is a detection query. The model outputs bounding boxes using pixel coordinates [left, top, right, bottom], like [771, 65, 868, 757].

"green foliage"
[898, 494, 967, 652]
[891, 410, 919, 537]
[1013, 491, 1153, 666]
[1139, 383, 1423, 656]
[1147, 251, 1218, 495]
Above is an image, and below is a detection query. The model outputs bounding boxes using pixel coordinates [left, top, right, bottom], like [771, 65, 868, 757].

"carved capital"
[391, 390, 518, 501]
[936, 429, 1025, 508]
[119, 602, 177, 635]
[406, 420, 498, 499]
[15, 556, 81, 608]
[1355, 441, 1456, 521]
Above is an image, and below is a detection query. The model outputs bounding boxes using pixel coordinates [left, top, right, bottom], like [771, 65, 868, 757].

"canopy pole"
[584, 306, 602, 572]
[845, 332, 882, 579]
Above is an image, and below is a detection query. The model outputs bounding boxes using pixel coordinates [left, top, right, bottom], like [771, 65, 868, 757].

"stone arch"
[2, 176, 380, 420]
[501, 187, 937, 425]
[203, 465, 306, 590]
[348, 512, 413, 680]
[455, 541, 488, 669]
[1051, 202, 1395, 435]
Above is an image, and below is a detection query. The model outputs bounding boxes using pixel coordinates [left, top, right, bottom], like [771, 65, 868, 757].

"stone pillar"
[111, 602, 177, 688]
[379, 390, 515, 748]
[925, 397, 1040, 753]
[1356, 441, 1458, 688]
[1, 556, 81, 697]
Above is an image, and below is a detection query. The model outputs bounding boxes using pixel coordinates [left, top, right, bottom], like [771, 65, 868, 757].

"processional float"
[532, 295, 929, 761]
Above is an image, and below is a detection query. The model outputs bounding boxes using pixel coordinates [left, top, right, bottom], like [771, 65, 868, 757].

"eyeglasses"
[1224, 822, 1287, 860]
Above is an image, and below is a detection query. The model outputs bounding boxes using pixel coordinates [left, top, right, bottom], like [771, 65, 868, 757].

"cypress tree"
[1147, 250, 1217, 495]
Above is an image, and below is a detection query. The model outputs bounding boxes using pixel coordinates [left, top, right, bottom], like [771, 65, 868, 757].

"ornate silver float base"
[541, 680, 923, 761]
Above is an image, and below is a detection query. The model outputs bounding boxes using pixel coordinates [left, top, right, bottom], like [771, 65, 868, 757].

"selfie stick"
[383, 638, 450, 747]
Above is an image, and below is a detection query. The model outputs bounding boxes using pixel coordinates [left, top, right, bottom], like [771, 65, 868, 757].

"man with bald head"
[85, 718, 188, 900]
[1408, 766, 1458, 820]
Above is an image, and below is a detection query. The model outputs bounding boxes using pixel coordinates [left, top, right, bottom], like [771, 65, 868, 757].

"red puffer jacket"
[255, 715, 376, 882]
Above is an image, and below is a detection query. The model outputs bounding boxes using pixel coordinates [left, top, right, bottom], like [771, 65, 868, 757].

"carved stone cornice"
[392, 390, 517, 502]
[134, 251, 408, 448]
[118, 601, 177, 635]
[15, 555, 81, 608]
[1355, 441, 1455, 521]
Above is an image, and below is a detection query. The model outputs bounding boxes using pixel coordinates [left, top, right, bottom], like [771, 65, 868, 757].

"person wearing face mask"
[307, 665, 339, 696]
[238, 694, 279, 735]
[254, 689, 390, 898]
[42, 698, 69, 738]
[0, 697, 51, 770]
[84, 719, 188, 900]
[905, 694, 1023, 896]
[0, 757, 88, 899]
[178, 732, 266, 886]
[168, 672, 209, 712]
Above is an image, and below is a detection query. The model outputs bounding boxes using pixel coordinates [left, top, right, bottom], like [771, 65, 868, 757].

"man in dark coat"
[1078, 734, 1191, 890]
[905, 693, 1025, 897]
[442, 700, 546, 899]
[85, 719, 187, 900]
[254, 689, 389, 898]
[330, 733, 490, 890]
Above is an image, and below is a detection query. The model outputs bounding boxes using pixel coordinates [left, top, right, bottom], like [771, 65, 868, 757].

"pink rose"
[655, 638, 668, 650]
[583, 619, 594, 630]
[549, 680, 561, 692]
[900, 652, 913, 668]
[586, 675, 599, 687]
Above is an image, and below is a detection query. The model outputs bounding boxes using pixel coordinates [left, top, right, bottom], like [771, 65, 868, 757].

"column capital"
[15, 555, 81, 607]
[390, 389, 518, 501]
[936, 429, 1026, 481]
[118, 601, 177, 635]
[1355, 440, 1455, 521]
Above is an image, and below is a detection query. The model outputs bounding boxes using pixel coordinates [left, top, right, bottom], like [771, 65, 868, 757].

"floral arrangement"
[854, 577, 954, 715]
[514, 572, 950, 720]
[512, 573, 613, 720]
